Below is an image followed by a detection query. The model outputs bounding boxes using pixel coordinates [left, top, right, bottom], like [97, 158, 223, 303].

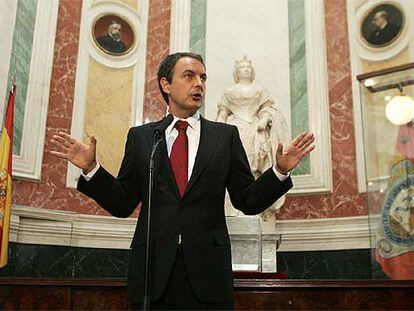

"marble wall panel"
[189, 0, 206, 57]
[12, 0, 104, 216]
[12, 0, 171, 216]
[83, 59, 132, 176]
[288, 0, 310, 175]
[278, 0, 367, 220]
[6, 0, 38, 155]
[142, 0, 171, 123]
[0, 242, 377, 280]
[0, 1, 18, 120]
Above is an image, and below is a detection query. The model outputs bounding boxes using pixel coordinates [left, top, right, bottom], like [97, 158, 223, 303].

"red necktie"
[170, 120, 189, 197]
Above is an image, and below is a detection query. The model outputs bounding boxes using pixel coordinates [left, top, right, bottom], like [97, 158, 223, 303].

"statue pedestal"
[226, 216, 281, 272]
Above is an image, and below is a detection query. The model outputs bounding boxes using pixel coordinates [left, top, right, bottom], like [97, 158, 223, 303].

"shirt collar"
[166, 111, 200, 134]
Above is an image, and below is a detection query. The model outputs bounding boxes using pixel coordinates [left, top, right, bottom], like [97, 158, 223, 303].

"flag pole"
[0, 81, 16, 268]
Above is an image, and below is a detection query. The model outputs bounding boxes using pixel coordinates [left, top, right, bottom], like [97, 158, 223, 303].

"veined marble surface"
[279, 0, 366, 220]
[0, 0, 17, 122]
[83, 59, 132, 177]
[189, 0, 206, 57]
[142, 0, 170, 123]
[6, 0, 38, 155]
[289, 0, 310, 175]
[227, 216, 281, 272]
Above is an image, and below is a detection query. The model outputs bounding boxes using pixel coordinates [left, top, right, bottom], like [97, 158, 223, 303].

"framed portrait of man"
[92, 14, 135, 56]
[361, 3, 404, 48]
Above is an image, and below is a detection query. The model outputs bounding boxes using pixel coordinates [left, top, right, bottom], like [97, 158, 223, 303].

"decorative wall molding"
[276, 215, 376, 252]
[290, 0, 332, 194]
[9, 205, 136, 249]
[8, 1, 59, 181]
[169, 0, 191, 53]
[347, 0, 414, 192]
[0, 0, 18, 119]
[86, 1, 146, 69]
[66, 0, 149, 188]
[354, 0, 412, 62]
[9, 205, 374, 252]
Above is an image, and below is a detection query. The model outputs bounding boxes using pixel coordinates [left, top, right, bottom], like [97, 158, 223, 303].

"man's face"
[161, 57, 207, 113]
[108, 23, 122, 40]
[372, 13, 387, 29]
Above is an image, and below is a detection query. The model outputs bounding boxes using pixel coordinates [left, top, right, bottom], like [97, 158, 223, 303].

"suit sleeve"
[226, 126, 293, 215]
[77, 128, 141, 218]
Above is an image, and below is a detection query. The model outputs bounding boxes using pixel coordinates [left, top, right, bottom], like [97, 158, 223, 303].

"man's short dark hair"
[157, 52, 205, 104]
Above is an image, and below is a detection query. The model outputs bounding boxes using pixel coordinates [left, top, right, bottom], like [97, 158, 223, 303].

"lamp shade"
[385, 95, 414, 125]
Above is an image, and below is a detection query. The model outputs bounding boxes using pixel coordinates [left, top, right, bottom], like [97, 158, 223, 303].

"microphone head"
[154, 114, 174, 138]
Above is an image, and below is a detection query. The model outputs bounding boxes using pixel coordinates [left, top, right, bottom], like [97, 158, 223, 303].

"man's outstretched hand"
[50, 132, 97, 174]
[276, 132, 315, 174]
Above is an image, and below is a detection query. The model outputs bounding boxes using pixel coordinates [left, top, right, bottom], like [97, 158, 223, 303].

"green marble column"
[5, 0, 38, 155]
[288, 0, 310, 175]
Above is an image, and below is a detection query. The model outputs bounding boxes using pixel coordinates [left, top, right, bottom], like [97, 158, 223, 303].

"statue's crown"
[235, 55, 252, 67]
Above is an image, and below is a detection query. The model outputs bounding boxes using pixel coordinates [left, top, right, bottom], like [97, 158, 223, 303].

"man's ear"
[160, 77, 171, 95]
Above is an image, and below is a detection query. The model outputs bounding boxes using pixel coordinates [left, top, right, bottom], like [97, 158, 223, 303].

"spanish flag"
[0, 84, 15, 268]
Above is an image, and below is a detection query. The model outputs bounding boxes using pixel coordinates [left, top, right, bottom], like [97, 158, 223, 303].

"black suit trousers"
[130, 245, 233, 310]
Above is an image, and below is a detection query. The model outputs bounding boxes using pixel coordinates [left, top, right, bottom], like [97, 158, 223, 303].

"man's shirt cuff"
[272, 164, 289, 181]
[80, 162, 100, 181]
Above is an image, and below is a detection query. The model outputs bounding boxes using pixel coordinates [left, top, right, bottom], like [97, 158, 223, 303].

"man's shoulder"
[96, 35, 110, 43]
[202, 117, 236, 132]
[128, 116, 238, 136]
[128, 120, 160, 136]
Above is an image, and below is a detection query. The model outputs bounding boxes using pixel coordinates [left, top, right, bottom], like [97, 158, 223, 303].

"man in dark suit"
[96, 21, 127, 54]
[50, 52, 315, 309]
[367, 10, 401, 46]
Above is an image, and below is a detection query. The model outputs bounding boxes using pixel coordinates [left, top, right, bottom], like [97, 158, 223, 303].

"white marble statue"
[216, 56, 290, 222]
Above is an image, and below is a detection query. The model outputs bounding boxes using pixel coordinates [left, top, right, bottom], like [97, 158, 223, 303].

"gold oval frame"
[92, 13, 136, 57]
[359, 2, 405, 49]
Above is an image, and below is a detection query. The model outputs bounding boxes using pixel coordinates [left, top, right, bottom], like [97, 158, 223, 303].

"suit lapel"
[150, 116, 181, 199]
[156, 137, 181, 199]
[184, 117, 221, 197]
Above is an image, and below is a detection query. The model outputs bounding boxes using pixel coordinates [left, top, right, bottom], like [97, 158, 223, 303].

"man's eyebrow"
[182, 69, 195, 75]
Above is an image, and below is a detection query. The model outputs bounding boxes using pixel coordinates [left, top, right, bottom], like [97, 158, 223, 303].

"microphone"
[154, 114, 174, 139]
[150, 114, 173, 167]
[144, 113, 174, 310]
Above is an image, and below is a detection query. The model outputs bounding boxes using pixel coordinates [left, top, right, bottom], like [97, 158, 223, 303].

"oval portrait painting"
[93, 14, 135, 56]
[361, 3, 404, 48]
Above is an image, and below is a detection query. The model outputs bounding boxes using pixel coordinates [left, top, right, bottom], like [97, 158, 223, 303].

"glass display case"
[357, 63, 414, 280]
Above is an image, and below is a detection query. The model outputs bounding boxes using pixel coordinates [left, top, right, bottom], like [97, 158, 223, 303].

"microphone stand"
[142, 131, 163, 311]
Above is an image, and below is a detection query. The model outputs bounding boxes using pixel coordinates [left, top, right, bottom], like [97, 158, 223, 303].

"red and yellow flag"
[375, 122, 414, 279]
[0, 84, 15, 268]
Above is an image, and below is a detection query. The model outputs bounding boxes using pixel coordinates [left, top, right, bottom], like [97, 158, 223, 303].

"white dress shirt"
[81, 112, 288, 182]
[166, 112, 201, 181]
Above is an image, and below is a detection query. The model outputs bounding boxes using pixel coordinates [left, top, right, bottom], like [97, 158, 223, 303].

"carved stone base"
[226, 216, 281, 272]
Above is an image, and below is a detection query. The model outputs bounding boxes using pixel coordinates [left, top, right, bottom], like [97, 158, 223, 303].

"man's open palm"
[276, 132, 315, 174]
[50, 132, 97, 173]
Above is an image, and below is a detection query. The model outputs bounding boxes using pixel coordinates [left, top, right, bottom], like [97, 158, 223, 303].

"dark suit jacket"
[96, 34, 127, 53]
[77, 116, 293, 304]
[367, 23, 401, 46]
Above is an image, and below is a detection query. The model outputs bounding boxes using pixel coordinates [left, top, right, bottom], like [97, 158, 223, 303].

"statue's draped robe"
[217, 83, 290, 218]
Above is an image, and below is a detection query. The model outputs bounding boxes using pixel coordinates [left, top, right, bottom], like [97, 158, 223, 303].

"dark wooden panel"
[234, 290, 347, 310]
[70, 287, 128, 310]
[0, 286, 70, 310]
[346, 288, 414, 310]
[1, 278, 414, 310]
